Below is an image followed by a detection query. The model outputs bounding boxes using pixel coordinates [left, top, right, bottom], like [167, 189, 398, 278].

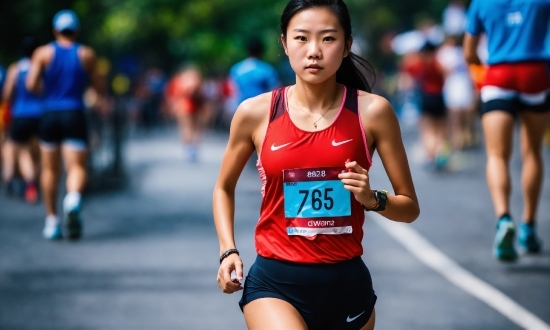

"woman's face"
[282, 7, 351, 85]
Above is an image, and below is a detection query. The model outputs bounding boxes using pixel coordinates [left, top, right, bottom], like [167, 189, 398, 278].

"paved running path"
[1, 125, 549, 329]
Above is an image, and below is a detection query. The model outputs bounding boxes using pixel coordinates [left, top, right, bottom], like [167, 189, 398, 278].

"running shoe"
[24, 182, 38, 204]
[518, 223, 542, 253]
[5, 179, 17, 197]
[493, 217, 517, 261]
[435, 153, 449, 171]
[43, 218, 63, 240]
[63, 193, 83, 240]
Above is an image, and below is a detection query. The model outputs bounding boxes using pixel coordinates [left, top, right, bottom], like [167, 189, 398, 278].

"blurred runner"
[26, 9, 105, 240]
[1, 36, 42, 203]
[402, 41, 449, 170]
[227, 36, 280, 118]
[141, 66, 167, 129]
[442, 0, 467, 37]
[437, 34, 475, 151]
[165, 66, 205, 162]
[464, 0, 550, 260]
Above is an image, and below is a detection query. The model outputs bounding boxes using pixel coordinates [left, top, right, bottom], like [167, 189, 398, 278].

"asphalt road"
[1, 123, 549, 330]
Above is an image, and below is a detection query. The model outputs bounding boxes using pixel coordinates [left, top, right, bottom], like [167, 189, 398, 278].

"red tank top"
[255, 86, 372, 263]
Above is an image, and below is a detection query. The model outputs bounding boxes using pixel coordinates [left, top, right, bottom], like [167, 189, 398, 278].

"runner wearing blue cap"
[26, 9, 105, 240]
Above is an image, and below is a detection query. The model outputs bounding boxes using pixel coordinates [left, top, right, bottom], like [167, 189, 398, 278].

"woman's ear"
[344, 36, 353, 58]
[281, 34, 289, 56]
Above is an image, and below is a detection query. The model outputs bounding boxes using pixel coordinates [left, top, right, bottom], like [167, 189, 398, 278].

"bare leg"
[243, 298, 376, 330]
[420, 115, 448, 163]
[243, 298, 308, 330]
[16, 144, 36, 183]
[419, 116, 437, 161]
[433, 116, 448, 154]
[178, 112, 202, 145]
[40, 147, 62, 216]
[30, 137, 41, 182]
[518, 110, 550, 224]
[481, 111, 515, 218]
[448, 109, 465, 150]
[61, 146, 88, 239]
[62, 146, 88, 194]
[178, 112, 202, 162]
[1, 140, 15, 184]
[15, 142, 39, 203]
[360, 309, 376, 330]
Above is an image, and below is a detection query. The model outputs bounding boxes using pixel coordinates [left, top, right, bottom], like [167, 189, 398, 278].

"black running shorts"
[421, 93, 447, 118]
[39, 110, 88, 149]
[239, 255, 377, 330]
[480, 89, 550, 116]
[9, 117, 41, 143]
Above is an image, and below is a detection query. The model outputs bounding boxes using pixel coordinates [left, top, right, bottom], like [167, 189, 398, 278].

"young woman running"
[213, 1, 420, 329]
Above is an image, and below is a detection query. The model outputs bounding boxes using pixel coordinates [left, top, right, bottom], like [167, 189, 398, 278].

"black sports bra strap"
[270, 87, 286, 123]
[343, 87, 358, 114]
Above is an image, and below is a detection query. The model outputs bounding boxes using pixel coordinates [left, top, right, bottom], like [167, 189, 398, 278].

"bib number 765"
[297, 188, 334, 214]
[283, 167, 351, 218]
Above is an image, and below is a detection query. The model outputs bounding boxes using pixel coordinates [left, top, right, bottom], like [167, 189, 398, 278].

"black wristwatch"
[364, 190, 388, 211]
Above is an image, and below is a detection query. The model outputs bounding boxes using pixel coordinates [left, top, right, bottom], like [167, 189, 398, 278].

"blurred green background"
[0, 0, 455, 76]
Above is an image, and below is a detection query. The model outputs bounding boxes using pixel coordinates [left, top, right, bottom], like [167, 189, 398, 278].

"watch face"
[375, 190, 387, 210]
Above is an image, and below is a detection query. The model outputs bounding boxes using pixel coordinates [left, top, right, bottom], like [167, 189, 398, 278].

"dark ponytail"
[280, 0, 375, 92]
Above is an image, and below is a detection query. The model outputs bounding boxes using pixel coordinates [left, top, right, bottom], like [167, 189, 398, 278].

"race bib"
[283, 167, 352, 236]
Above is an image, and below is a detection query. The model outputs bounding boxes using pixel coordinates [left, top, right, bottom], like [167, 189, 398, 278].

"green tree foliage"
[0, 0, 452, 76]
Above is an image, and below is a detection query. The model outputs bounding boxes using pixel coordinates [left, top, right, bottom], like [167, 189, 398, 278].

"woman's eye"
[295, 36, 307, 41]
[323, 36, 335, 42]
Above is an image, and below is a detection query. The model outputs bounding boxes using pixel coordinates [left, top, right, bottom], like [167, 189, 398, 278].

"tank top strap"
[343, 86, 358, 114]
[269, 87, 287, 123]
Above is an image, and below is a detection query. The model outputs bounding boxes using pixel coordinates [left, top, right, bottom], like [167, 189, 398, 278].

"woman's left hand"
[338, 160, 376, 207]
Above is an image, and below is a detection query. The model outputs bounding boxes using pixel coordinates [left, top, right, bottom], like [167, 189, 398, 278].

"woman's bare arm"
[26, 45, 52, 94]
[463, 33, 481, 65]
[79, 46, 107, 97]
[2, 63, 18, 103]
[360, 93, 419, 223]
[213, 92, 270, 293]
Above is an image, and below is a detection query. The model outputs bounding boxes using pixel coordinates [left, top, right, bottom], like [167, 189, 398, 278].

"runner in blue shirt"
[1, 36, 42, 203]
[26, 9, 105, 240]
[228, 37, 280, 112]
[464, 0, 550, 260]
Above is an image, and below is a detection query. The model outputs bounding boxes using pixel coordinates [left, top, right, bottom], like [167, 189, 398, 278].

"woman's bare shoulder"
[233, 91, 273, 125]
[357, 90, 395, 120]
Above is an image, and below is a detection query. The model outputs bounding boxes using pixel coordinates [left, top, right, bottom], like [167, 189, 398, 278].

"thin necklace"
[293, 88, 337, 129]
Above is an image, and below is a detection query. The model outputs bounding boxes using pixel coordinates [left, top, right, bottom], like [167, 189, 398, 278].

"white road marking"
[372, 214, 550, 330]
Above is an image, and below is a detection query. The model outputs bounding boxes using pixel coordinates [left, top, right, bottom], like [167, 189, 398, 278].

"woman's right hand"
[217, 254, 244, 293]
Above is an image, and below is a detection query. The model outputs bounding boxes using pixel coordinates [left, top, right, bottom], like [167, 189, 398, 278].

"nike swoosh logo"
[271, 142, 292, 151]
[332, 139, 353, 146]
[346, 311, 365, 322]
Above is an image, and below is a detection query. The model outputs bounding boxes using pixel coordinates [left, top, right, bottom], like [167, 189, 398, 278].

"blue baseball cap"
[53, 10, 80, 32]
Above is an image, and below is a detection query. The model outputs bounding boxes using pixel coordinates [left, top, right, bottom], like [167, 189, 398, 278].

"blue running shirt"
[12, 58, 43, 118]
[466, 0, 550, 65]
[229, 58, 280, 105]
[44, 42, 88, 111]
